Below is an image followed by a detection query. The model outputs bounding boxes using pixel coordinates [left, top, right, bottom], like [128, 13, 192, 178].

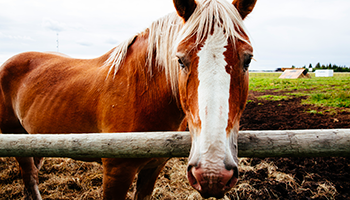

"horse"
[0, 0, 257, 199]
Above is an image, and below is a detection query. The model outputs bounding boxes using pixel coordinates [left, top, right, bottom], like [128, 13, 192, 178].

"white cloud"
[105, 38, 119, 45]
[0, 32, 34, 41]
[245, 0, 350, 69]
[76, 40, 93, 47]
[0, 0, 349, 69]
[42, 18, 66, 32]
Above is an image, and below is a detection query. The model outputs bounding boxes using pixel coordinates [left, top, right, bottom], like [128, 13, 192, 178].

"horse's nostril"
[227, 168, 239, 189]
[224, 162, 239, 178]
[233, 166, 239, 178]
[187, 165, 202, 191]
[225, 174, 238, 188]
[187, 165, 196, 184]
[187, 164, 193, 173]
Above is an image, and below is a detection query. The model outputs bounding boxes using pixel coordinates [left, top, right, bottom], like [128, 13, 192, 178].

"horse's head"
[173, 0, 256, 198]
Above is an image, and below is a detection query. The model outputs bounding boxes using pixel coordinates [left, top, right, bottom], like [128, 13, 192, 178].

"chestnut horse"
[0, 0, 257, 199]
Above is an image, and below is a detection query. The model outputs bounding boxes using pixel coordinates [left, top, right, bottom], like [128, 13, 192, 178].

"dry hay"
[0, 157, 103, 200]
[0, 156, 339, 200]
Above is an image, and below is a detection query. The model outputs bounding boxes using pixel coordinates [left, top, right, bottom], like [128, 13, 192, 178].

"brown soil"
[237, 91, 350, 200]
[242, 91, 350, 130]
[1, 90, 350, 199]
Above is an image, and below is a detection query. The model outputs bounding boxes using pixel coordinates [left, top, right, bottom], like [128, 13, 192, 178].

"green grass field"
[249, 73, 350, 108]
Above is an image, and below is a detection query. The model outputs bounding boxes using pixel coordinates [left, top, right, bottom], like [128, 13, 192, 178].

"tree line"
[303, 63, 350, 72]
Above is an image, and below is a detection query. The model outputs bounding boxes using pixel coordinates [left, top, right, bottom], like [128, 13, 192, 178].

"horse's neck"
[99, 33, 184, 132]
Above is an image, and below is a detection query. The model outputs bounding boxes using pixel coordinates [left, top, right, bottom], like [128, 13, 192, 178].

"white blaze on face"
[196, 25, 231, 168]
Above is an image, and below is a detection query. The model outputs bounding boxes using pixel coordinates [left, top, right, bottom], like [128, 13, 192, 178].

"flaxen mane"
[104, 0, 250, 94]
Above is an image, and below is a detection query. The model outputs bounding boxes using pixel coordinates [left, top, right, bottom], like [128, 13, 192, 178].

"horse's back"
[0, 51, 107, 134]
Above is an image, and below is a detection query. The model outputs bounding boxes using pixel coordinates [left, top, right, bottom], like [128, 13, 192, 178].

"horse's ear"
[232, 0, 257, 19]
[173, 0, 197, 22]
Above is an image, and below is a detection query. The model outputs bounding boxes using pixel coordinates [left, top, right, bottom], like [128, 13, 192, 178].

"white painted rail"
[0, 129, 349, 158]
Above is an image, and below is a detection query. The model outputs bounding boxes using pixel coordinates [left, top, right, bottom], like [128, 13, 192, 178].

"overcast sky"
[1, 0, 349, 70]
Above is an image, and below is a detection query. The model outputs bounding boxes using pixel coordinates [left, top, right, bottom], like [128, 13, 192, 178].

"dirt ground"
[1, 90, 350, 199]
[237, 91, 350, 200]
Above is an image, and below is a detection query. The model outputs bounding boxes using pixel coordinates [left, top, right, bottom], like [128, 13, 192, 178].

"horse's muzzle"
[187, 163, 239, 198]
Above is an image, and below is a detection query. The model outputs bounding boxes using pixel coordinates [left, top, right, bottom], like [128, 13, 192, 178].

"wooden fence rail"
[0, 129, 349, 158]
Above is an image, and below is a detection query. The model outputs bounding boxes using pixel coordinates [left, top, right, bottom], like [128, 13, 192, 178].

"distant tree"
[332, 64, 339, 72]
[315, 63, 321, 69]
[308, 63, 313, 69]
[311, 62, 350, 72]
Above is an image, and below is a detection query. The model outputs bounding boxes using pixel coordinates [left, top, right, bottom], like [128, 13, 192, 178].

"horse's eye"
[178, 58, 185, 69]
[243, 55, 253, 72]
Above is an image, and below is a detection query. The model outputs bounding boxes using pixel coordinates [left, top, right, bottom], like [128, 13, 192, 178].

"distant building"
[315, 69, 333, 77]
[279, 69, 311, 79]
